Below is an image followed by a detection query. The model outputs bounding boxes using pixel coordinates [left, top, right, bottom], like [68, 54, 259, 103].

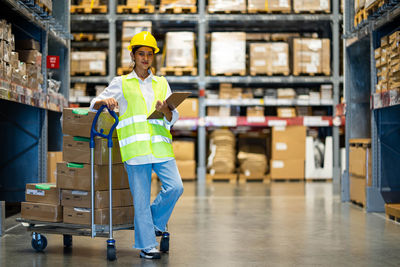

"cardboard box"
[211, 32, 246, 75]
[63, 136, 122, 165]
[47, 151, 63, 183]
[21, 202, 62, 222]
[16, 50, 42, 67]
[25, 183, 60, 205]
[277, 107, 296, 118]
[3, 41, 11, 63]
[293, 0, 331, 12]
[272, 126, 306, 160]
[121, 21, 152, 42]
[349, 141, 372, 179]
[270, 159, 304, 179]
[293, 38, 331, 75]
[350, 176, 366, 206]
[177, 160, 196, 179]
[208, 0, 246, 12]
[208, 129, 236, 174]
[238, 152, 267, 175]
[248, 0, 291, 12]
[16, 39, 41, 51]
[173, 141, 195, 160]
[63, 206, 134, 225]
[166, 32, 195, 68]
[121, 41, 132, 68]
[56, 162, 129, 191]
[160, 0, 196, 11]
[176, 98, 198, 117]
[71, 51, 106, 74]
[62, 108, 118, 138]
[61, 189, 132, 208]
[250, 42, 289, 75]
[247, 106, 264, 117]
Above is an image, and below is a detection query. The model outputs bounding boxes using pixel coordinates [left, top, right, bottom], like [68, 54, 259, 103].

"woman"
[90, 31, 184, 260]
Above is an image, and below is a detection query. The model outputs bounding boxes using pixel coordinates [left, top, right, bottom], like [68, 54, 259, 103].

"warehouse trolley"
[17, 105, 170, 261]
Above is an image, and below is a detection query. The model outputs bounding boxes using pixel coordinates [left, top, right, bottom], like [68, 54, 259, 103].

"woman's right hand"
[94, 98, 118, 111]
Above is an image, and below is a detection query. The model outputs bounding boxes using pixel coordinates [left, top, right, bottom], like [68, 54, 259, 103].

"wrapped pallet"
[293, 0, 330, 13]
[247, 0, 291, 13]
[160, 0, 196, 12]
[211, 32, 246, 75]
[208, 129, 236, 174]
[208, 0, 246, 13]
[165, 32, 195, 68]
[292, 38, 331, 76]
[71, 51, 106, 75]
[250, 42, 289, 75]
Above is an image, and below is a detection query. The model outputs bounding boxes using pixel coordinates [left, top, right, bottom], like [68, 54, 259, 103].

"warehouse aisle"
[1, 182, 400, 266]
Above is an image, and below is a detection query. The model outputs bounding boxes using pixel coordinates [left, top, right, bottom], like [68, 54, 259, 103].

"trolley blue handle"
[90, 105, 119, 149]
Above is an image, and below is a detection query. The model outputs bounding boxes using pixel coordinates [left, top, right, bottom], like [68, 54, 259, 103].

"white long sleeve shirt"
[90, 70, 179, 165]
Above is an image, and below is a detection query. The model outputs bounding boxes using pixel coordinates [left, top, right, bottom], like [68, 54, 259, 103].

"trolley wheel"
[160, 232, 170, 253]
[107, 245, 116, 261]
[63, 234, 73, 248]
[31, 233, 47, 252]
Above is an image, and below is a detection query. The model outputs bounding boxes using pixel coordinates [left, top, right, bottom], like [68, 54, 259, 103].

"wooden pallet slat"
[160, 66, 197, 76]
[386, 204, 400, 223]
[292, 71, 331, 77]
[238, 173, 269, 184]
[160, 5, 197, 13]
[117, 5, 155, 14]
[71, 5, 108, 14]
[71, 71, 106, 76]
[211, 71, 246, 76]
[250, 71, 290, 76]
[247, 9, 291, 14]
[206, 173, 237, 184]
[270, 178, 304, 182]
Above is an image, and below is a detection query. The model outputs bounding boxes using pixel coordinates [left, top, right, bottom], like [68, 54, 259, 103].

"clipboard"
[147, 92, 191, 119]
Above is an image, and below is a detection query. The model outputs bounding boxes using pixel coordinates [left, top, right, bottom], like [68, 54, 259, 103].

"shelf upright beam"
[332, 0, 341, 188]
[197, 0, 207, 185]
[108, 0, 117, 80]
[0, 201, 4, 236]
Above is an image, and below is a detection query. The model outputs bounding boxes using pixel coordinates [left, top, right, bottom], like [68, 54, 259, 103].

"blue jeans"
[124, 159, 184, 250]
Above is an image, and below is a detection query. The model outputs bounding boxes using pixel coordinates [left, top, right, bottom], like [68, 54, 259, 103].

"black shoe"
[140, 248, 161, 259]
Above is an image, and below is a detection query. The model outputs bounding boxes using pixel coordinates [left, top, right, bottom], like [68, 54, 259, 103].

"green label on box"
[72, 109, 89, 116]
[35, 184, 51, 190]
[73, 136, 90, 142]
[67, 163, 84, 168]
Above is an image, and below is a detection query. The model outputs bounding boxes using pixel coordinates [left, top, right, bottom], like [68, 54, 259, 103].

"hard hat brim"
[128, 44, 160, 54]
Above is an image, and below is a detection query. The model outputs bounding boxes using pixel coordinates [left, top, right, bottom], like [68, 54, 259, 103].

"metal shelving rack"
[70, 0, 343, 184]
[0, 0, 70, 233]
[343, 1, 400, 212]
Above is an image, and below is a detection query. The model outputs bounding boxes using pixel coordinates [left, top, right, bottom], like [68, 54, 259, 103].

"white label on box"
[303, 116, 330, 126]
[272, 160, 284, 169]
[71, 190, 88, 196]
[268, 120, 287, 127]
[244, 170, 251, 176]
[254, 60, 266, 67]
[254, 46, 267, 53]
[280, 0, 289, 7]
[247, 116, 266, 123]
[320, 0, 329, 9]
[306, 65, 318, 73]
[74, 207, 91, 212]
[26, 189, 45, 196]
[89, 61, 104, 71]
[274, 126, 286, 131]
[273, 53, 287, 67]
[276, 142, 288, 151]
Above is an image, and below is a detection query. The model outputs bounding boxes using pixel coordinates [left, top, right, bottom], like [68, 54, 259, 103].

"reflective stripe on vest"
[117, 75, 174, 162]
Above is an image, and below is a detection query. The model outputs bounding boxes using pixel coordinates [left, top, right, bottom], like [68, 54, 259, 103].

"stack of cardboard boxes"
[247, 0, 291, 13]
[165, 32, 195, 68]
[210, 32, 246, 76]
[250, 42, 290, 76]
[208, 0, 246, 13]
[237, 133, 268, 177]
[207, 84, 242, 117]
[208, 129, 236, 174]
[160, 0, 196, 12]
[176, 98, 198, 118]
[293, 0, 330, 13]
[293, 38, 331, 75]
[349, 139, 371, 207]
[71, 51, 107, 76]
[173, 141, 196, 180]
[388, 32, 400, 91]
[270, 126, 306, 180]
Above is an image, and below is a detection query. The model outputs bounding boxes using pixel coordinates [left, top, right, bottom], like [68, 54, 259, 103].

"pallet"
[211, 71, 246, 76]
[247, 9, 290, 14]
[71, 71, 106, 76]
[35, 0, 52, 14]
[293, 9, 330, 14]
[206, 173, 237, 184]
[72, 33, 95, 42]
[354, 9, 368, 27]
[250, 71, 290, 76]
[160, 5, 197, 13]
[117, 5, 155, 13]
[238, 174, 269, 184]
[292, 71, 331, 76]
[160, 66, 197, 76]
[208, 9, 246, 14]
[386, 204, 400, 223]
[305, 178, 332, 183]
[71, 5, 108, 14]
[350, 200, 365, 208]
[271, 178, 304, 182]
[365, 0, 385, 17]
[349, 138, 371, 148]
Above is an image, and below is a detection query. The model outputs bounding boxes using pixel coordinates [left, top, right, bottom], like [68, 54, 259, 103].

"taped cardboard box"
[208, 129, 236, 174]
[176, 160, 196, 179]
[62, 108, 118, 138]
[63, 206, 134, 225]
[57, 162, 129, 191]
[349, 140, 372, 179]
[16, 49, 42, 67]
[272, 126, 306, 160]
[293, 38, 330, 75]
[248, 0, 291, 12]
[21, 202, 62, 222]
[176, 98, 198, 117]
[121, 41, 132, 68]
[70, 51, 106, 74]
[277, 107, 296, 118]
[293, 0, 331, 13]
[63, 136, 122, 165]
[250, 42, 289, 75]
[173, 141, 195, 160]
[3, 41, 11, 63]
[247, 106, 264, 117]
[61, 189, 132, 208]
[350, 176, 366, 206]
[16, 39, 41, 51]
[270, 159, 304, 179]
[121, 21, 152, 42]
[166, 32, 195, 68]
[25, 183, 60, 205]
[208, 0, 246, 12]
[47, 151, 63, 183]
[211, 32, 246, 75]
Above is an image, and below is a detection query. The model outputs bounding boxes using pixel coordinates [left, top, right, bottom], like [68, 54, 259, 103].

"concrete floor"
[1, 181, 400, 266]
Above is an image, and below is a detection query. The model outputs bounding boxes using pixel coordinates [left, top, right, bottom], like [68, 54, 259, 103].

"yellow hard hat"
[127, 31, 159, 54]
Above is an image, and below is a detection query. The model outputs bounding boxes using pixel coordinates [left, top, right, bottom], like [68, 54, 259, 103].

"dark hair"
[132, 45, 155, 54]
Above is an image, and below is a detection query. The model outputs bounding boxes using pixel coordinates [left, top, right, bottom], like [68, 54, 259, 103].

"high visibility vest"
[116, 75, 174, 162]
